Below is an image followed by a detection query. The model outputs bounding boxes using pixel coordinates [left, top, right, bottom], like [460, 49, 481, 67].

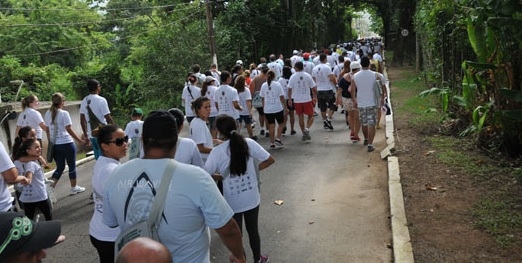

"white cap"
[350, 61, 361, 69]
[293, 50, 298, 55]
[236, 60, 243, 65]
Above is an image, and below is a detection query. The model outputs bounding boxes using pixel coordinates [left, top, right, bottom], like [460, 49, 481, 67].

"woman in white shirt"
[168, 108, 203, 168]
[181, 74, 201, 123]
[44, 93, 87, 195]
[89, 124, 128, 263]
[260, 70, 287, 149]
[200, 76, 219, 139]
[204, 115, 274, 263]
[16, 95, 48, 144]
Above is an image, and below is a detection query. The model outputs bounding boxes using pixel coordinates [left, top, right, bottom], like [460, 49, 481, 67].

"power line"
[2, 5, 199, 27]
[9, 9, 205, 58]
[0, 3, 194, 12]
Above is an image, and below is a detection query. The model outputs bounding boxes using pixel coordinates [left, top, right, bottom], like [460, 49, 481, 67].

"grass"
[391, 64, 522, 248]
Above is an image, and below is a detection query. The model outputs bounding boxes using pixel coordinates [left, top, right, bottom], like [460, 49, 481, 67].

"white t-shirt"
[90, 156, 121, 241]
[290, 55, 301, 67]
[250, 69, 260, 80]
[260, 81, 285, 114]
[16, 108, 45, 139]
[182, 85, 201, 118]
[124, 120, 143, 139]
[15, 161, 47, 203]
[353, 69, 383, 108]
[189, 117, 213, 163]
[103, 159, 234, 263]
[287, 71, 316, 103]
[237, 89, 252, 116]
[204, 139, 270, 213]
[44, 109, 74, 145]
[278, 78, 290, 99]
[80, 94, 111, 138]
[267, 62, 283, 80]
[312, 63, 336, 91]
[0, 143, 15, 211]
[174, 137, 203, 168]
[303, 61, 315, 75]
[214, 85, 240, 119]
[204, 85, 219, 117]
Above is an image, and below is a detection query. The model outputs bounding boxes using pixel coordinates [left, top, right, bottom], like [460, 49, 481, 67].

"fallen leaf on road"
[424, 150, 436, 156]
[274, 200, 284, 205]
[308, 221, 314, 224]
[311, 199, 315, 201]
[425, 184, 438, 191]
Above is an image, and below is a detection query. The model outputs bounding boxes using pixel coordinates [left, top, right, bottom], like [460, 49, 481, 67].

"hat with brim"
[0, 212, 61, 257]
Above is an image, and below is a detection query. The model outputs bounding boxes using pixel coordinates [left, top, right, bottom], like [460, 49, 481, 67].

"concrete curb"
[380, 69, 415, 262]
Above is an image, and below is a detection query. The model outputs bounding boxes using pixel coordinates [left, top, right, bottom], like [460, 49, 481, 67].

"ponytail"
[215, 115, 249, 176]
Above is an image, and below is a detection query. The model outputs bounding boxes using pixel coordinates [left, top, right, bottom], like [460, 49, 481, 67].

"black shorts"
[317, 90, 336, 112]
[256, 107, 265, 116]
[265, 110, 284, 124]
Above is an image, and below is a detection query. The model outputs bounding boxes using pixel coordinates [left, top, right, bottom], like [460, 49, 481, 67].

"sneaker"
[363, 139, 369, 145]
[352, 136, 360, 143]
[341, 109, 346, 114]
[70, 185, 86, 195]
[282, 127, 287, 135]
[269, 144, 275, 149]
[290, 130, 297, 135]
[252, 121, 256, 129]
[265, 132, 270, 138]
[367, 145, 375, 152]
[323, 121, 329, 129]
[314, 111, 318, 116]
[303, 130, 311, 141]
[47, 185, 57, 204]
[250, 135, 258, 141]
[275, 139, 283, 146]
[260, 129, 265, 136]
[257, 254, 269, 263]
[325, 119, 334, 130]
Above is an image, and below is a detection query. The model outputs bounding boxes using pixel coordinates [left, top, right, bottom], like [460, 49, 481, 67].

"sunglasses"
[105, 136, 128, 146]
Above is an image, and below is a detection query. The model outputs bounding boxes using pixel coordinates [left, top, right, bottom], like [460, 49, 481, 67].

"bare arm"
[104, 114, 114, 125]
[259, 155, 275, 171]
[65, 125, 84, 143]
[215, 218, 246, 263]
[196, 144, 212, 154]
[233, 100, 242, 111]
[80, 113, 88, 138]
[2, 167, 29, 185]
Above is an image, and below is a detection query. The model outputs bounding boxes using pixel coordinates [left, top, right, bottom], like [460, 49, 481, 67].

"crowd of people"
[0, 37, 387, 262]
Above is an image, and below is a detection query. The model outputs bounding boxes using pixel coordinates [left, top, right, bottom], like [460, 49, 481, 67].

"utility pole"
[205, 0, 218, 68]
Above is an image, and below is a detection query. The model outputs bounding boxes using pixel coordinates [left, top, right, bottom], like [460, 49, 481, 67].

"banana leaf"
[499, 88, 522, 102]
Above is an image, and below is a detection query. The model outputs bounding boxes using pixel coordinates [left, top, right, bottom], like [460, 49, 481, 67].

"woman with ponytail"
[44, 93, 87, 195]
[181, 73, 201, 123]
[204, 114, 274, 263]
[15, 95, 48, 145]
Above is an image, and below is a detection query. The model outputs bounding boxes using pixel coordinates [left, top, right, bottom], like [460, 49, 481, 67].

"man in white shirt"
[287, 62, 317, 141]
[215, 71, 242, 120]
[267, 54, 283, 80]
[351, 56, 385, 152]
[312, 54, 338, 130]
[290, 50, 301, 68]
[80, 79, 114, 160]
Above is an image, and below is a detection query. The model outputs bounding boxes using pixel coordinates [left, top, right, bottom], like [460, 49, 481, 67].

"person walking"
[124, 108, 144, 160]
[337, 61, 362, 142]
[204, 114, 275, 263]
[189, 96, 216, 165]
[287, 62, 317, 141]
[168, 108, 203, 168]
[234, 75, 257, 141]
[80, 79, 114, 160]
[312, 53, 338, 130]
[181, 74, 202, 124]
[103, 110, 246, 263]
[200, 76, 219, 139]
[250, 64, 269, 137]
[45, 93, 87, 195]
[278, 66, 296, 135]
[260, 70, 287, 149]
[13, 139, 52, 221]
[351, 56, 385, 152]
[90, 125, 128, 263]
[15, 95, 48, 146]
[215, 71, 242, 122]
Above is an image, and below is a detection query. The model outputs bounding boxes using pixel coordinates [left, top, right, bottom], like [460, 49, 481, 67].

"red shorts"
[294, 101, 314, 116]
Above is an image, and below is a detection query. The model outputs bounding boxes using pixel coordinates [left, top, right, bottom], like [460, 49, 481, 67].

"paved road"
[44, 111, 391, 262]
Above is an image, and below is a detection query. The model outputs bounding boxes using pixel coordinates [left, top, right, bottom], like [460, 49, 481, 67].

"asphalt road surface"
[44, 110, 392, 263]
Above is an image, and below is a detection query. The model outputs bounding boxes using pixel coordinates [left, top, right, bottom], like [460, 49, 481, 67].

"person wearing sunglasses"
[89, 124, 128, 263]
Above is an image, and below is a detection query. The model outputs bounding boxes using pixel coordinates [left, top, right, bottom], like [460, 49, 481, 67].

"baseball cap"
[0, 212, 62, 258]
[350, 61, 361, 70]
[257, 63, 268, 70]
[142, 110, 178, 144]
[131, 108, 143, 116]
[293, 50, 298, 55]
[236, 60, 243, 66]
[303, 52, 310, 60]
[204, 76, 216, 83]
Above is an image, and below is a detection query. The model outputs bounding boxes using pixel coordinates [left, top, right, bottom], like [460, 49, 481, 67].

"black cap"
[0, 212, 62, 257]
[142, 110, 178, 144]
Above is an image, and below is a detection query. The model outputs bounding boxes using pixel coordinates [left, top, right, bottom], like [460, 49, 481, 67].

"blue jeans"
[51, 142, 77, 181]
[90, 137, 101, 160]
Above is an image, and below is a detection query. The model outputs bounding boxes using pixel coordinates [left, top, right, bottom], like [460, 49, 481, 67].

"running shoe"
[250, 136, 258, 141]
[269, 144, 275, 149]
[323, 121, 329, 129]
[325, 119, 334, 130]
[367, 145, 375, 152]
[290, 130, 297, 135]
[303, 130, 311, 141]
[260, 129, 265, 136]
[275, 139, 283, 146]
[282, 127, 287, 134]
[70, 185, 86, 195]
[257, 254, 269, 263]
[363, 139, 369, 145]
[352, 136, 360, 143]
[265, 132, 270, 138]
